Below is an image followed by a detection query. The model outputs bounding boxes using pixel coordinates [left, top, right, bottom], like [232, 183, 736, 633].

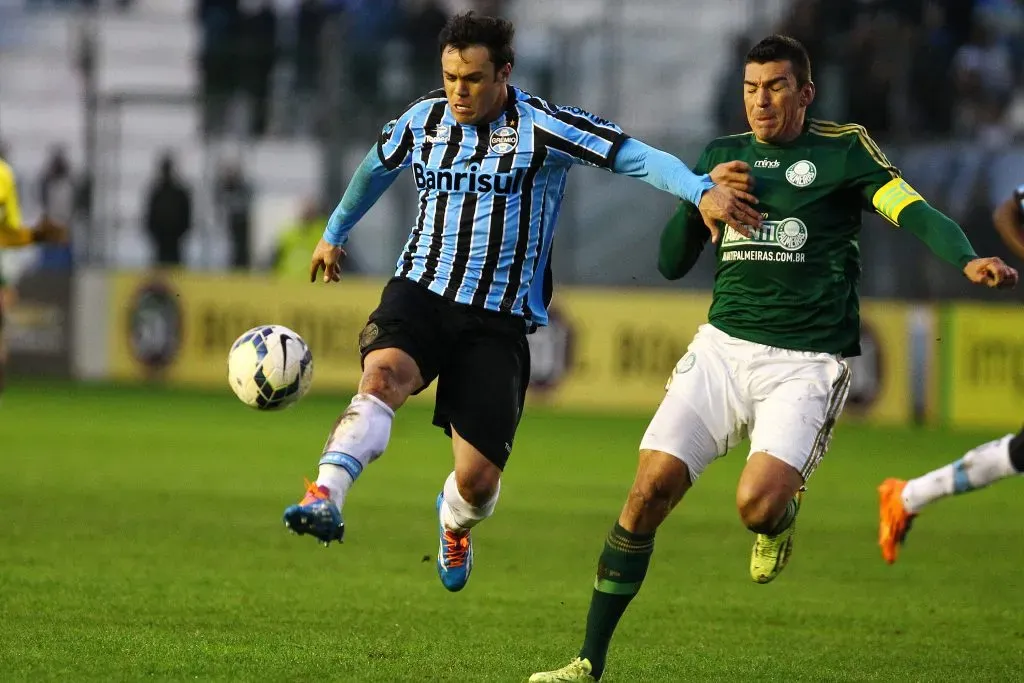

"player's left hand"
[963, 256, 1018, 289]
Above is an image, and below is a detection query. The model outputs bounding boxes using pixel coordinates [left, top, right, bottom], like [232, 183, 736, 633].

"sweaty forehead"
[441, 45, 493, 74]
[743, 60, 795, 84]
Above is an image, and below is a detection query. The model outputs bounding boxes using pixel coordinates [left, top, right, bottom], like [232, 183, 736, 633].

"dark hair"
[438, 11, 515, 70]
[745, 34, 811, 85]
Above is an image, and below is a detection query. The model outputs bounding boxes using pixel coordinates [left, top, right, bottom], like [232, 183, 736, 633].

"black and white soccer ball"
[227, 325, 313, 410]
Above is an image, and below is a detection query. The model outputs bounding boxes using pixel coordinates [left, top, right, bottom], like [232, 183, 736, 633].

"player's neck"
[478, 85, 510, 125]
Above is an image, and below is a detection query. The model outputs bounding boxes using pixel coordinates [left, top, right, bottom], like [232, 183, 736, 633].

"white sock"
[315, 393, 395, 509]
[902, 434, 1017, 514]
[439, 471, 500, 534]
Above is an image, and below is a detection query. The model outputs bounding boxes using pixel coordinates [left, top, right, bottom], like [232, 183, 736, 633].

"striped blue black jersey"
[377, 85, 627, 327]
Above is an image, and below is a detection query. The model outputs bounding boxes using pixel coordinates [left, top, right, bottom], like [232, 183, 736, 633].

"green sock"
[578, 523, 655, 679]
[767, 498, 798, 536]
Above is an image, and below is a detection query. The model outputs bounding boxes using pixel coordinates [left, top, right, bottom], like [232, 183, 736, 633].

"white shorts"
[639, 324, 852, 482]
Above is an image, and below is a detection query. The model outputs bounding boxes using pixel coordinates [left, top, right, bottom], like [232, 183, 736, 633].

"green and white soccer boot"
[750, 489, 803, 584]
[529, 657, 597, 682]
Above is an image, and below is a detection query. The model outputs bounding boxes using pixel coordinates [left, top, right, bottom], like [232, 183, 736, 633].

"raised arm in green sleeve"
[844, 125, 978, 270]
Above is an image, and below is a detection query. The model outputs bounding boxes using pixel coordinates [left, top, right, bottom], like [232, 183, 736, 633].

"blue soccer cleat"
[435, 492, 473, 591]
[283, 479, 345, 546]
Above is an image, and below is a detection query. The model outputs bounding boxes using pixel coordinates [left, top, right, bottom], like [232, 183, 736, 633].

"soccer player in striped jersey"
[877, 186, 1024, 565]
[282, 11, 760, 592]
[0, 155, 67, 398]
[531, 34, 1018, 682]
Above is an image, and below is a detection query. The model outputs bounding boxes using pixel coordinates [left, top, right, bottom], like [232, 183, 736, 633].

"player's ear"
[800, 81, 816, 108]
[497, 63, 512, 83]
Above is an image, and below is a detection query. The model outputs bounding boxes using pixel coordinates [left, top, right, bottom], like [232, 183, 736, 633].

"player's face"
[743, 60, 814, 144]
[441, 45, 511, 125]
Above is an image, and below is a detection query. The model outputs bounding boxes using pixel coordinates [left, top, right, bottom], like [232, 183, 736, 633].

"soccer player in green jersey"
[530, 34, 1018, 683]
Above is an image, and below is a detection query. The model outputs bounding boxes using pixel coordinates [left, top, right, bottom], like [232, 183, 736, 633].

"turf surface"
[2, 382, 1022, 681]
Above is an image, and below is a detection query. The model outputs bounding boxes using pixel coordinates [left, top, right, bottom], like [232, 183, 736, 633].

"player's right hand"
[697, 184, 761, 244]
[963, 256, 1018, 289]
[310, 238, 347, 283]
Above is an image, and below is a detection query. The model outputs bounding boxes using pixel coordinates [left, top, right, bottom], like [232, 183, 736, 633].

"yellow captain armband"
[871, 178, 924, 225]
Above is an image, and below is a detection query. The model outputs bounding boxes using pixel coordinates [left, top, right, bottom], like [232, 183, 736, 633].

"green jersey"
[691, 119, 924, 357]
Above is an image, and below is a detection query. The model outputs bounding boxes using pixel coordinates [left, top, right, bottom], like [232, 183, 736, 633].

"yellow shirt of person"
[275, 217, 326, 280]
[0, 158, 32, 288]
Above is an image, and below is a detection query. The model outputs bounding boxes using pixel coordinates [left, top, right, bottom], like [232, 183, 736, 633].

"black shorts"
[359, 277, 530, 470]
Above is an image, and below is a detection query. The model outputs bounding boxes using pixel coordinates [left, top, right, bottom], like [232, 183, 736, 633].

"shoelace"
[442, 530, 470, 567]
[299, 478, 329, 505]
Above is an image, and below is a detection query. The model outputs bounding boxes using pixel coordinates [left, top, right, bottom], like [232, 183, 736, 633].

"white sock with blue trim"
[316, 393, 394, 509]
[901, 434, 1016, 514]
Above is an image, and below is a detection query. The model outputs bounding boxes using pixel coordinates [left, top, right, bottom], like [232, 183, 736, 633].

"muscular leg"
[315, 347, 423, 509]
[576, 450, 693, 679]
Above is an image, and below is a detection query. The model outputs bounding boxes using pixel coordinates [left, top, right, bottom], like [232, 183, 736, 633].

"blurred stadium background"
[3, 1, 1024, 681]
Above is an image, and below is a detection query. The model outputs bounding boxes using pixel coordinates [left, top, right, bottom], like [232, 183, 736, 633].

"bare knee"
[735, 486, 785, 534]
[359, 350, 422, 410]
[455, 465, 500, 506]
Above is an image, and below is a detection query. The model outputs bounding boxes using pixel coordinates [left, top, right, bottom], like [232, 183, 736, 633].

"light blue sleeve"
[322, 145, 404, 246]
[611, 137, 715, 206]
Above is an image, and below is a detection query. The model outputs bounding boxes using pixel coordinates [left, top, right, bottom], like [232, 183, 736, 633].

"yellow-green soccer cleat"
[750, 490, 803, 584]
[529, 657, 597, 682]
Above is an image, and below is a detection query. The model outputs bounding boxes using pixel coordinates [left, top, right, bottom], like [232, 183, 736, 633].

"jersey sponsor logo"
[425, 124, 450, 144]
[412, 162, 525, 195]
[754, 159, 780, 168]
[721, 250, 806, 263]
[721, 217, 808, 252]
[489, 126, 519, 154]
[785, 160, 816, 187]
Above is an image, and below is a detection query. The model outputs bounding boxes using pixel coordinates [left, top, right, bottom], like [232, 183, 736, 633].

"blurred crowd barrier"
[9, 269, 1022, 431]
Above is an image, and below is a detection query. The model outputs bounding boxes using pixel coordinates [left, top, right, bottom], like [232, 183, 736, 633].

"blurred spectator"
[343, 0, 402, 118]
[197, 0, 240, 137]
[239, 0, 278, 138]
[294, 0, 326, 135]
[713, 33, 752, 136]
[36, 145, 78, 270]
[907, 0, 959, 136]
[144, 152, 192, 267]
[272, 197, 325, 278]
[952, 21, 1014, 138]
[842, 10, 901, 137]
[403, 0, 449, 98]
[214, 160, 254, 269]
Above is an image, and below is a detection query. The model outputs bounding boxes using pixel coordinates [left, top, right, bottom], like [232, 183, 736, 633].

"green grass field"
[2, 382, 1022, 682]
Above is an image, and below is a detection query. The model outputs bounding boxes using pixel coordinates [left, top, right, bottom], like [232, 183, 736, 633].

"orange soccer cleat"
[878, 478, 916, 564]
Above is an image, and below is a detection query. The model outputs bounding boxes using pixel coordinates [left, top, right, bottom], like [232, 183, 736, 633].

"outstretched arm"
[311, 146, 405, 283]
[611, 137, 761, 233]
[875, 181, 1016, 288]
[322, 145, 404, 247]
